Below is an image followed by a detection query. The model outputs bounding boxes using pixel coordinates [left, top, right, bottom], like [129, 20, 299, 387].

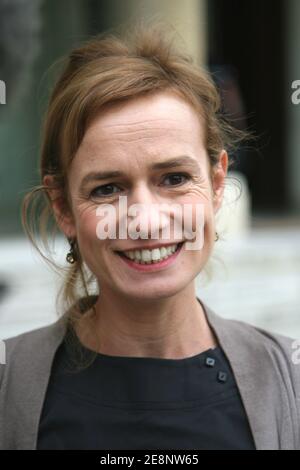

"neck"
[75, 289, 218, 359]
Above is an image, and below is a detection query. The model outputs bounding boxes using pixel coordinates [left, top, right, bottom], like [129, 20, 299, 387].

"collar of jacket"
[1, 295, 299, 450]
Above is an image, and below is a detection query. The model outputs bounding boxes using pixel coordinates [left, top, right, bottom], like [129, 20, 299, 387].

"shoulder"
[217, 315, 300, 449]
[2, 314, 67, 354]
[0, 315, 68, 388]
[229, 316, 299, 364]
[0, 295, 96, 389]
[204, 303, 300, 396]
[224, 313, 298, 348]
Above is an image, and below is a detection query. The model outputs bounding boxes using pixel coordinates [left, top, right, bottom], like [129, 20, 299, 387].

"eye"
[162, 172, 191, 186]
[89, 183, 121, 198]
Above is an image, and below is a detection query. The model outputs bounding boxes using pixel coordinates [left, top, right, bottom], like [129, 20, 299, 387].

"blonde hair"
[22, 19, 247, 338]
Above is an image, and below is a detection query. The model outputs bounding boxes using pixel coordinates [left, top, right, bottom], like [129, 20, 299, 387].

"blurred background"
[0, 0, 299, 339]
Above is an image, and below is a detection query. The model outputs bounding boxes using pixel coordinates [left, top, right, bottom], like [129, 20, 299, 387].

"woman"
[0, 21, 299, 450]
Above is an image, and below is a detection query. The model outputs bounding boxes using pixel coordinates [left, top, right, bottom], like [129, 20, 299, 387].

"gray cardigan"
[1, 298, 300, 450]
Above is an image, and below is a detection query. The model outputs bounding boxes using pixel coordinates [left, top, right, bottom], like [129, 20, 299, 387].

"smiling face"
[47, 90, 228, 302]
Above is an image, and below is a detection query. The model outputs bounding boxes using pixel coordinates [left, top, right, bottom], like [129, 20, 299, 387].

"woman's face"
[50, 90, 227, 301]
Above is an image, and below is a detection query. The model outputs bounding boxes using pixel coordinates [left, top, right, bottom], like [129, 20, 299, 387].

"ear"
[43, 175, 76, 239]
[211, 150, 228, 213]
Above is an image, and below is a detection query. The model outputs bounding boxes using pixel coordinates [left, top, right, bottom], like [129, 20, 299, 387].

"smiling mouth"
[116, 241, 184, 265]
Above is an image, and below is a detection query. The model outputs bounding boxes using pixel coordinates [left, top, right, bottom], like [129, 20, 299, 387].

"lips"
[115, 241, 184, 271]
[116, 242, 184, 259]
[115, 241, 184, 253]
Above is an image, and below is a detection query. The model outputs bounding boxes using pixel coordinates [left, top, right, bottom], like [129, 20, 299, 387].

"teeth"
[122, 244, 180, 264]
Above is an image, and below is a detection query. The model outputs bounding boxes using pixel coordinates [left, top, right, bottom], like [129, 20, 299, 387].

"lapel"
[199, 298, 294, 450]
[18, 314, 68, 450]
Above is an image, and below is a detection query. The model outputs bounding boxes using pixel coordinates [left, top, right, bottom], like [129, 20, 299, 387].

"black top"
[37, 327, 256, 450]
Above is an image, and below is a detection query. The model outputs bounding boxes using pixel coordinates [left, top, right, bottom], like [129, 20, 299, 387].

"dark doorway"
[207, 0, 287, 213]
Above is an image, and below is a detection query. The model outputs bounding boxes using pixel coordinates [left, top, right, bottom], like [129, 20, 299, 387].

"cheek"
[203, 200, 215, 243]
[181, 193, 215, 259]
[180, 188, 214, 233]
[75, 206, 100, 250]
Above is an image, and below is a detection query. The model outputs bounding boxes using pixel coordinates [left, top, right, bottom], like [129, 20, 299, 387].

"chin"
[112, 283, 180, 301]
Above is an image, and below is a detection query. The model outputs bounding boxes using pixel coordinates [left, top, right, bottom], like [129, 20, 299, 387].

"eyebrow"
[79, 156, 200, 189]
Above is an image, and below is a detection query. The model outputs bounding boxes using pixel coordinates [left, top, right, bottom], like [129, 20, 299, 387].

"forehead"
[80, 91, 205, 154]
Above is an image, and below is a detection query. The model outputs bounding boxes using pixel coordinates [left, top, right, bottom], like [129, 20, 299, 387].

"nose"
[126, 184, 168, 240]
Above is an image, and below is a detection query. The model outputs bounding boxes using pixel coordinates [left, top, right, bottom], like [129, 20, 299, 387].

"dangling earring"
[66, 238, 77, 264]
[214, 231, 219, 242]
